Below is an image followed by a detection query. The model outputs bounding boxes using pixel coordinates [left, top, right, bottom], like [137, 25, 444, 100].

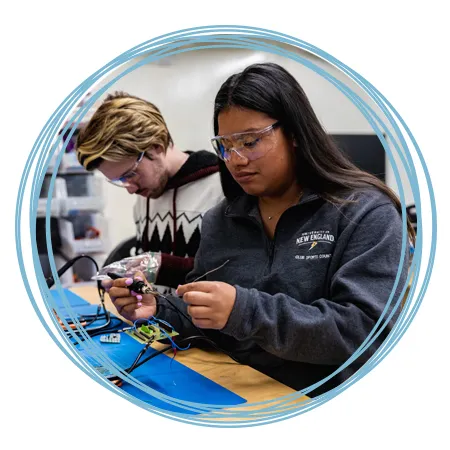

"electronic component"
[100, 333, 121, 344]
[126, 323, 178, 345]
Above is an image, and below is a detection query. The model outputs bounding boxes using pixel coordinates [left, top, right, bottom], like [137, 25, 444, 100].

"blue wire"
[151, 316, 174, 331]
[159, 329, 191, 351]
[133, 318, 150, 330]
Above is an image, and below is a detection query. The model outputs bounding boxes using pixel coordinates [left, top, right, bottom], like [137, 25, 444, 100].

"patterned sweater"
[133, 150, 224, 294]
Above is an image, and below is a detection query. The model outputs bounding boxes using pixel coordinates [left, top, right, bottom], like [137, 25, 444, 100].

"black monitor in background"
[330, 134, 386, 182]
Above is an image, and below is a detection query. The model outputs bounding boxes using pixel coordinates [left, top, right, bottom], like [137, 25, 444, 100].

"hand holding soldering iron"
[105, 272, 158, 322]
[105, 260, 231, 325]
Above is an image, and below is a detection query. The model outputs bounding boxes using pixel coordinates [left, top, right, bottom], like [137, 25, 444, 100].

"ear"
[148, 144, 165, 158]
[290, 133, 298, 148]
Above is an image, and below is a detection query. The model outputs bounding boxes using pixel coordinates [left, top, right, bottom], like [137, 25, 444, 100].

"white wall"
[88, 47, 412, 256]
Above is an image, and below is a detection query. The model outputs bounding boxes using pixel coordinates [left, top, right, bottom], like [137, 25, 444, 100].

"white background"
[2, 1, 449, 449]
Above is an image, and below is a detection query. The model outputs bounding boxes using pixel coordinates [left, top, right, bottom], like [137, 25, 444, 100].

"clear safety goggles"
[211, 121, 280, 162]
[106, 152, 145, 188]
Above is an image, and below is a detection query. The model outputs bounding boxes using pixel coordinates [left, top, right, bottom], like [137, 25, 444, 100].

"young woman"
[107, 63, 413, 396]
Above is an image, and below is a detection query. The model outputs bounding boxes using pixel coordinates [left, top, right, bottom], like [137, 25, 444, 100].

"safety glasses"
[107, 152, 145, 188]
[211, 122, 280, 162]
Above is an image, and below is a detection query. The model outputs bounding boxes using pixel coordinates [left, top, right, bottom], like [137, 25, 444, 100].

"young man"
[76, 92, 224, 293]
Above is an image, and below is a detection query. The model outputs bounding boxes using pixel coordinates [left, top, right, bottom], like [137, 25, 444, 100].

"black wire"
[65, 309, 112, 336]
[50, 254, 113, 334]
[125, 341, 154, 374]
[126, 345, 173, 374]
[174, 335, 241, 364]
[153, 293, 244, 364]
[76, 305, 103, 327]
[105, 346, 172, 386]
[86, 319, 125, 336]
[157, 293, 210, 339]
[126, 335, 241, 376]
[59, 262, 242, 373]
[47, 254, 99, 288]
[70, 318, 124, 345]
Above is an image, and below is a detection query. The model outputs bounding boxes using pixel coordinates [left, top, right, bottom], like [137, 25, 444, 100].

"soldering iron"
[107, 272, 160, 296]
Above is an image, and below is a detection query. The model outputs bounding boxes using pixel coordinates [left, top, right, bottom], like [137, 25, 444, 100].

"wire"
[152, 290, 243, 364]
[159, 329, 191, 351]
[70, 318, 125, 345]
[125, 341, 153, 374]
[191, 259, 230, 282]
[157, 293, 207, 337]
[49, 254, 114, 335]
[150, 316, 173, 331]
[46, 254, 99, 288]
[133, 318, 150, 329]
[126, 335, 241, 376]
[173, 335, 241, 364]
[125, 345, 173, 374]
[75, 305, 103, 327]
[124, 323, 190, 375]
[146, 262, 230, 340]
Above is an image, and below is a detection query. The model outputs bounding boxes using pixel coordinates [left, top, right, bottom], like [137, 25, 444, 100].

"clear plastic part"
[92, 252, 161, 284]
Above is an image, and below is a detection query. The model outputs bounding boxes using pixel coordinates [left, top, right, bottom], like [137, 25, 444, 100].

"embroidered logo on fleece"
[295, 230, 335, 261]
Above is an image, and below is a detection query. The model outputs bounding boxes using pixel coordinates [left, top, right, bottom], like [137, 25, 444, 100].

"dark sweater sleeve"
[155, 253, 195, 289]
[221, 203, 410, 365]
[154, 227, 209, 337]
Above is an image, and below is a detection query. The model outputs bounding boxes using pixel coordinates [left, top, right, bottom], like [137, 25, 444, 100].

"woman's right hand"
[104, 271, 157, 322]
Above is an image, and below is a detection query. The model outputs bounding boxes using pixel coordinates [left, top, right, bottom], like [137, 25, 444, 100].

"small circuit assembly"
[126, 322, 178, 345]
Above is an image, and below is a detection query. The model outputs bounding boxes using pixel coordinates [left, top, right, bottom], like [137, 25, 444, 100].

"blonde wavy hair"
[76, 92, 173, 170]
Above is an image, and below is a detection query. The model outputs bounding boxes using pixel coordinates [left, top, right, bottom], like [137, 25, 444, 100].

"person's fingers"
[111, 277, 135, 288]
[133, 271, 147, 282]
[111, 296, 138, 314]
[109, 286, 133, 299]
[187, 305, 212, 320]
[102, 279, 113, 292]
[111, 295, 135, 307]
[119, 304, 136, 317]
[120, 304, 145, 317]
[176, 281, 215, 295]
[182, 291, 212, 306]
[191, 318, 213, 329]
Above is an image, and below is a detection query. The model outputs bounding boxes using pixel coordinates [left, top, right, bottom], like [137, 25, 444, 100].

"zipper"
[267, 221, 280, 273]
[261, 215, 283, 275]
[226, 194, 320, 275]
[245, 215, 273, 276]
[265, 205, 300, 273]
[267, 241, 275, 272]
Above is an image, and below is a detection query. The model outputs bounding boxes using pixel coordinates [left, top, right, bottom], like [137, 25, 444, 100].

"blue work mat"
[50, 290, 110, 328]
[51, 289, 246, 414]
[51, 288, 92, 308]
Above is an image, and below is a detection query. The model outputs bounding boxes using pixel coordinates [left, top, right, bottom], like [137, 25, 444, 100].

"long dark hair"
[213, 62, 415, 245]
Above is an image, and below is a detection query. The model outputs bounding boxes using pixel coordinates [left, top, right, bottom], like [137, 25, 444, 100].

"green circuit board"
[125, 323, 178, 344]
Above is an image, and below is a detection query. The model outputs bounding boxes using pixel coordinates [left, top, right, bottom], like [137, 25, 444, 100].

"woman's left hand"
[176, 281, 236, 330]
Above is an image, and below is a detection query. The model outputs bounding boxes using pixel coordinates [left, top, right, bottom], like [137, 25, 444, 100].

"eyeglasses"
[211, 122, 281, 162]
[107, 152, 145, 188]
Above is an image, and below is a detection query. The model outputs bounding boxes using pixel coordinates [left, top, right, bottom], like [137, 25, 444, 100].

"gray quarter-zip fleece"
[156, 188, 410, 396]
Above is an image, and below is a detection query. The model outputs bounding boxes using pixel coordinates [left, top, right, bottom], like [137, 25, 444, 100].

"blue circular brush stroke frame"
[15, 25, 436, 427]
